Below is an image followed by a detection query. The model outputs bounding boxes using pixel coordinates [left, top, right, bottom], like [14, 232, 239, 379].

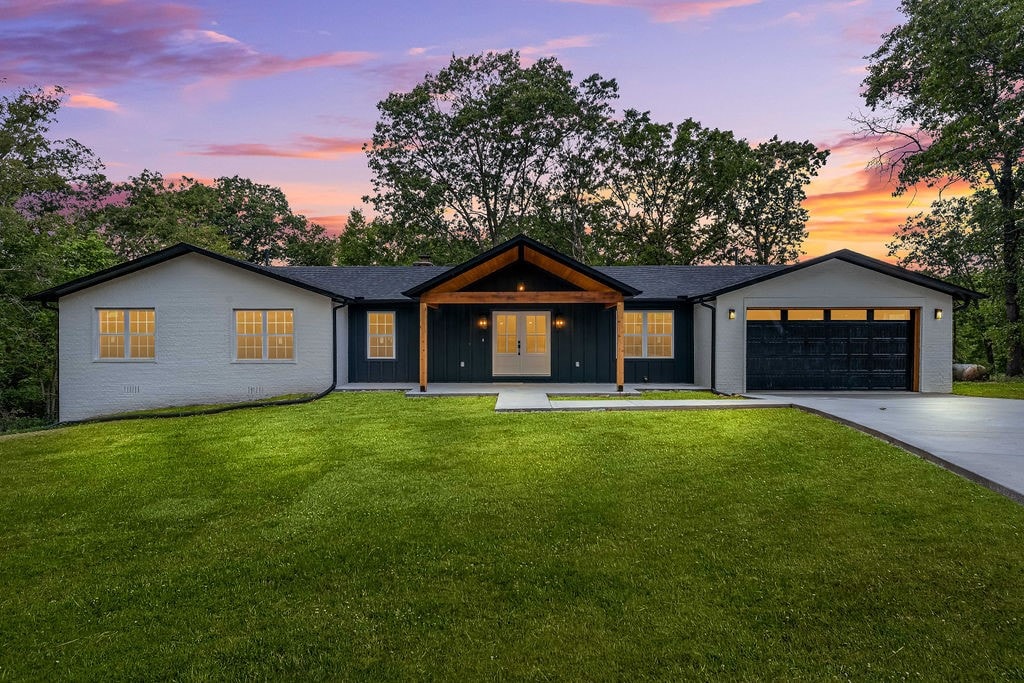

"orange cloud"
[188, 136, 367, 159]
[66, 92, 120, 111]
[802, 141, 971, 261]
[556, 0, 762, 22]
[308, 214, 350, 235]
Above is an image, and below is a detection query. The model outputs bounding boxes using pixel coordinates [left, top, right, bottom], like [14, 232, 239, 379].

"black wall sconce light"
[553, 315, 566, 330]
[728, 308, 736, 320]
[934, 308, 943, 320]
[477, 315, 489, 330]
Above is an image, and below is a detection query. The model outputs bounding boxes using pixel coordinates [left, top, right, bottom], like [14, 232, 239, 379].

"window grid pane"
[624, 337, 643, 358]
[99, 309, 124, 335]
[99, 334, 125, 358]
[268, 335, 294, 360]
[623, 312, 642, 335]
[647, 335, 672, 358]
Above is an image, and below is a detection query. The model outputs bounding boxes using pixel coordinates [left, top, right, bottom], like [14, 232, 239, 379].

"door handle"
[517, 339, 521, 356]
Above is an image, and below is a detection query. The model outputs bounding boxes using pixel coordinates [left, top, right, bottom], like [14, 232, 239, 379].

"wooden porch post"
[419, 301, 428, 392]
[615, 300, 625, 392]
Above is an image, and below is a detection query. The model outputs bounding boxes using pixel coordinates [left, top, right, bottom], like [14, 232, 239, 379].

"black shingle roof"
[271, 266, 450, 301]
[594, 265, 786, 300]
[272, 263, 786, 301]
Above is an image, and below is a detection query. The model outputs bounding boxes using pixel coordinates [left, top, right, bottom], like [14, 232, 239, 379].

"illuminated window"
[746, 309, 782, 321]
[786, 309, 825, 321]
[830, 309, 868, 321]
[873, 309, 911, 321]
[367, 311, 396, 359]
[235, 310, 294, 361]
[97, 309, 155, 359]
[624, 310, 673, 359]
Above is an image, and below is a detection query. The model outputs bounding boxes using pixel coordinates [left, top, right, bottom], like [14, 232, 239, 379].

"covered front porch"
[402, 236, 642, 393]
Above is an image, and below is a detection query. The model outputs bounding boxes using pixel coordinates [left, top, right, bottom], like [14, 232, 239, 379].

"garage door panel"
[747, 318, 911, 391]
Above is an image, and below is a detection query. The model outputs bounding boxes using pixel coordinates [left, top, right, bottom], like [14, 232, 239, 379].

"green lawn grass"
[1, 393, 1022, 679]
[954, 379, 1024, 399]
[550, 390, 740, 400]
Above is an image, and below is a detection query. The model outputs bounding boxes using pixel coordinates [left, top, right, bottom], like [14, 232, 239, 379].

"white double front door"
[492, 311, 551, 377]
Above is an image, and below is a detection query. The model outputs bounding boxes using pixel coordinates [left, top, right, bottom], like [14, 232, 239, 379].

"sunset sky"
[1, 0, 950, 261]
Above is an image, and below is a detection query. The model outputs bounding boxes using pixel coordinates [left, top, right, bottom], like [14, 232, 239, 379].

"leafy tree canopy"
[862, 0, 1024, 374]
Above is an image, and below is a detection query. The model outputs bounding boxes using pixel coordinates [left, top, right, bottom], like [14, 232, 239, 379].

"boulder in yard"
[952, 363, 989, 381]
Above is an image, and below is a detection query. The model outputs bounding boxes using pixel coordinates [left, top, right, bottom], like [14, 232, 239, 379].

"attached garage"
[692, 251, 984, 395]
[745, 309, 914, 391]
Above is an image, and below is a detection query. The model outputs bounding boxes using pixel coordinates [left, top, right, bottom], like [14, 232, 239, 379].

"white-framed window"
[624, 310, 673, 359]
[235, 310, 294, 361]
[367, 311, 396, 359]
[97, 309, 155, 360]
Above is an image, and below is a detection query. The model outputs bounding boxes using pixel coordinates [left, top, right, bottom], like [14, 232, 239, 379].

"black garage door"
[747, 316, 912, 391]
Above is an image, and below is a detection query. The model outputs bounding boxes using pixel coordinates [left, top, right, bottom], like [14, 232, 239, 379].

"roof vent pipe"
[413, 254, 433, 266]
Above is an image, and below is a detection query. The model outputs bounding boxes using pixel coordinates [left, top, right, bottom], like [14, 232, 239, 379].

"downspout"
[698, 300, 717, 391]
[39, 298, 349, 429]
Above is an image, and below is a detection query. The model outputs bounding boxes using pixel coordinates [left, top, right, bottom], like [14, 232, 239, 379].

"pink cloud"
[555, 0, 763, 22]
[66, 92, 120, 111]
[0, 0, 376, 89]
[520, 35, 601, 56]
[187, 136, 367, 159]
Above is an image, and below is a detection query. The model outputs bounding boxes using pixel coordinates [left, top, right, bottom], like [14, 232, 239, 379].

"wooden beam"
[615, 301, 625, 391]
[523, 247, 617, 293]
[429, 249, 518, 294]
[419, 301, 427, 392]
[421, 291, 623, 305]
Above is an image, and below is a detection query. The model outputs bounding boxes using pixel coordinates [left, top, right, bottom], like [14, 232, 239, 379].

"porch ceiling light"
[477, 315, 489, 330]
[516, 282, 526, 292]
[728, 308, 736, 320]
[934, 308, 943, 320]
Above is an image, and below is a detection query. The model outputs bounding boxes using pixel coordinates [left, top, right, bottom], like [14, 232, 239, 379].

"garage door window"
[874, 309, 911, 321]
[787, 309, 825, 321]
[747, 309, 781, 321]
[830, 309, 868, 321]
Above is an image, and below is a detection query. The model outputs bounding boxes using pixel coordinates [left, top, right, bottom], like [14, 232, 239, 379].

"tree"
[364, 51, 618, 259]
[861, 0, 1024, 374]
[0, 85, 105, 214]
[92, 172, 334, 265]
[91, 170, 232, 260]
[0, 85, 115, 426]
[724, 137, 829, 265]
[604, 110, 740, 265]
[889, 194, 1008, 367]
[212, 175, 321, 265]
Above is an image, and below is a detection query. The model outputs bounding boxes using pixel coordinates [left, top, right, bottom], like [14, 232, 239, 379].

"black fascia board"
[27, 243, 351, 303]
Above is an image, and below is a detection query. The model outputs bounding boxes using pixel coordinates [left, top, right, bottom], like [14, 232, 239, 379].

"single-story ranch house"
[30, 234, 982, 422]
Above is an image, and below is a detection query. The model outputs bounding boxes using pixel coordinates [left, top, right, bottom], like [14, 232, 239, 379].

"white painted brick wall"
[59, 253, 336, 421]
[706, 259, 954, 394]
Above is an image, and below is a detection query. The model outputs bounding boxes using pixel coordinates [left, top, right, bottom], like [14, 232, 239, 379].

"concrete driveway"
[752, 393, 1024, 503]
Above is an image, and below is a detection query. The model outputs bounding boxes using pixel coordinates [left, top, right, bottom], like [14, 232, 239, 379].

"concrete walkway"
[752, 392, 1024, 503]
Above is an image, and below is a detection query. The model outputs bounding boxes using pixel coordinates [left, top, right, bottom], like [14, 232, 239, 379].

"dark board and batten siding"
[348, 302, 695, 384]
[347, 305, 420, 382]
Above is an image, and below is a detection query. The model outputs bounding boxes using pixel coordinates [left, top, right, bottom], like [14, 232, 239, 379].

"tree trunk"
[999, 163, 1023, 376]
